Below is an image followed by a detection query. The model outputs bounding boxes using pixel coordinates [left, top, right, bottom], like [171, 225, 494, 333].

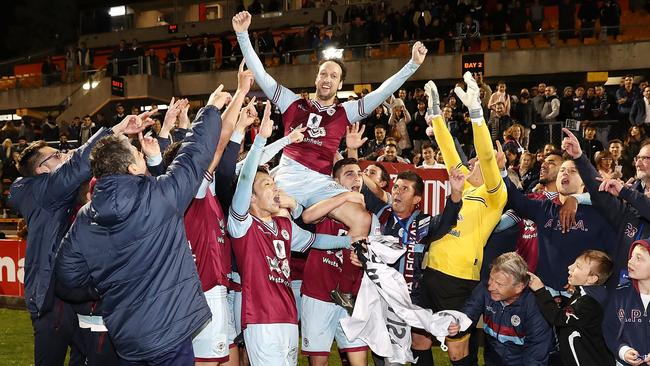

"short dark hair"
[162, 141, 183, 169]
[82, 115, 91, 120]
[583, 122, 596, 131]
[395, 170, 424, 197]
[375, 124, 387, 131]
[90, 135, 136, 178]
[609, 139, 623, 146]
[332, 158, 358, 178]
[318, 58, 347, 82]
[17, 140, 47, 177]
[370, 162, 390, 187]
[421, 142, 434, 152]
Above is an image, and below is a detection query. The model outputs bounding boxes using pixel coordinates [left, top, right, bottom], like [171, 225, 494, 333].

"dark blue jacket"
[463, 283, 553, 365]
[505, 177, 617, 290]
[603, 282, 650, 364]
[9, 128, 112, 317]
[55, 106, 222, 361]
[629, 98, 648, 125]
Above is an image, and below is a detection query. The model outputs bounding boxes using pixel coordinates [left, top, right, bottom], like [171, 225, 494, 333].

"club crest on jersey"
[281, 229, 290, 241]
[326, 107, 336, 116]
[511, 315, 521, 327]
[281, 260, 290, 278]
[335, 250, 344, 263]
[274, 240, 287, 259]
[306, 113, 326, 138]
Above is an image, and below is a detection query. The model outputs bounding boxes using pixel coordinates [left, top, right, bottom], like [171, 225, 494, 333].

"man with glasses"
[10, 112, 153, 365]
[564, 130, 650, 289]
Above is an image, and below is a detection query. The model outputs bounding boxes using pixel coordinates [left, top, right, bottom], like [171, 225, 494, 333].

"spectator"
[488, 3, 508, 49]
[488, 81, 511, 117]
[428, 18, 446, 53]
[41, 56, 60, 86]
[578, 0, 599, 40]
[145, 48, 160, 77]
[448, 252, 553, 366]
[0, 121, 19, 142]
[198, 36, 216, 72]
[78, 115, 96, 145]
[580, 123, 604, 162]
[64, 45, 76, 83]
[110, 39, 132, 76]
[377, 143, 410, 163]
[41, 117, 59, 142]
[179, 36, 199, 72]
[447, 94, 466, 122]
[629, 85, 650, 127]
[487, 102, 513, 141]
[68, 117, 80, 142]
[518, 151, 539, 193]
[412, 3, 432, 40]
[1, 138, 13, 167]
[558, 0, 577, 42]
[443, 105, 461, 138]
[76, 41, 94, 78]
[595, 150, 621, 179]
[503, 124, 525, 155]
[608, 139, 625, 175]
[419, 143, 446, 169]
[622, 125, 647, 178]
[459, 15, 480, 52]
[514, 89, 535, 149]
[530, 0, 545, 32]
[410, 99, 429, 155]
[348, 17, 368, 58]
[388, 98, 412, 156]
[18, 119, 35, 142]
[129, 38, 144, 74]
[15, 136, 28, 153]
[323, 1, 337, 27]
[571, 86, 590, 121]
[559, 86, 575, 121]
[57, 133, 74, 153]
[248, 0, 263, 14]
[164, 48, 178, 77]
[615, 75, 639, 139]
[362, 124, 388, 161]
[532, 82, 548, 120]
[112, 103, 126, 127]
[603, 240, 650, 365]
[508, 0, 530, 48]
[600, 0, 622, 39]
[591, 85, 610, 120]
[528, 251, 614, 366]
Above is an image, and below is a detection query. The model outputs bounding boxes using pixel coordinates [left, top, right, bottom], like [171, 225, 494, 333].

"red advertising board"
[358, 161, 450, 216]
[0, 240, 25, 297]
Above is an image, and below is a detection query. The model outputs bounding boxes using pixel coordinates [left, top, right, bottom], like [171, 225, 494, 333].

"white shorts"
[300, 295, 368, 355]
[243, 323, 299, 366]
[192, 285, 237, 362]
[291, 279, 302, 321]
[273, 156, 349, 208]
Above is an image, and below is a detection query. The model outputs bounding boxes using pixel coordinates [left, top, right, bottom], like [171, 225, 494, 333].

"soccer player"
[232, 11, 428, 242]
[227, 101, 353, 366]
[298, 158, 369, 366]
[421, 75, 508, 366]
[11, 111, 153, 365]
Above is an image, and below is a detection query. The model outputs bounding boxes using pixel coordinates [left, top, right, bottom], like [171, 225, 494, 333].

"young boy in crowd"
[603, 240, 650, 366]
[528, 250, 615, 366]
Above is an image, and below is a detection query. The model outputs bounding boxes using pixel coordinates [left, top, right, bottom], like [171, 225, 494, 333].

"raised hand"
[113, 110, 156, 135]
[346, 122, 368, 150]
[138, 132, 161, 158]
[561, 128, 582, 159]
[178, 100, 191, 129]
[527, 272, 544, 291]
[207, 85, 232, 109]
[495, 140, 506, 171]
[160, 98, 187, 138]
[410, 41, 428, 65]
[259, 100, 273, 138]
[598, 177, 624, 197]
[232, 11, 252, 33]
[424, 80, 441, 114]
[448, 167, 466, 203]
[454, 72, 483, 121]
[237, 59, 255, 93]
[288, 126, 307, 144]
[235, 97, 258, 132]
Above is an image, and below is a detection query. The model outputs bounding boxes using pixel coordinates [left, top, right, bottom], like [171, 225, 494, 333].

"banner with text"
[0, 240, 25, 298]
[358, 161, 450, 216]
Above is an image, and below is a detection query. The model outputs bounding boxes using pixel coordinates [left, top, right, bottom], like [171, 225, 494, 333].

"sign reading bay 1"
[462, 54, 485, 76]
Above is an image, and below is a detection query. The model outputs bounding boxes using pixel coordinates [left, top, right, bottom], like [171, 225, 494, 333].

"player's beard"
[316, 85, 336, 103]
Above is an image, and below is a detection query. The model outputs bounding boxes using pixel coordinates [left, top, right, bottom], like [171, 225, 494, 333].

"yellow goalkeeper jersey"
[426, 116, 507, 281]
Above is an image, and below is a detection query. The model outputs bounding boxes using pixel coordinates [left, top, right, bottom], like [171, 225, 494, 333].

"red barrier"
[0, 240, 26, 297]
[358, 161, 450, 216]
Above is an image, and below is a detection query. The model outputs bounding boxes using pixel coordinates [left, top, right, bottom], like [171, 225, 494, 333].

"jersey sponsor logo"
[274, 239, 287, 259]
[281, 229, 290, 241]
[543, 219, 589, 232]
[625, 223, 638, 238]
[618, 308, 644, 323]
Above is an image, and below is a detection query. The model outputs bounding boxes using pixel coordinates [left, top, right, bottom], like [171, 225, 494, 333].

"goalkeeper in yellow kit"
[410, 73, 508, 366]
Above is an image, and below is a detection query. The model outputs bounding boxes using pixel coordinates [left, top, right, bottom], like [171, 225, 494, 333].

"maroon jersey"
[184, 192, 232, 292]
[282, 99, 350, 175]
[231, 215, 297, 328]
[290, 252, 307, 281]
[301, 218, 362, 302]
[513, 191, 558, 272]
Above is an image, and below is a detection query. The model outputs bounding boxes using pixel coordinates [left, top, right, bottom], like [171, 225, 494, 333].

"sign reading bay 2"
[462, 54, 485, 76]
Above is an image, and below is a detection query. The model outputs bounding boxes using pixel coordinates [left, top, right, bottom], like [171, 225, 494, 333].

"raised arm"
[422, 169, 464, 244]
[156, 86, 229, 212]
[233, 12, 298, 113]
[228, 101, 273, 238]
[290, 220, 351, 252]
[343, 42, 427, 123]
[454, 72, 501, 193]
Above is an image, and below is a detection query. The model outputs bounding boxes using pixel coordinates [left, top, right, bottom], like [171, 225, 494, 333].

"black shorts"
[414, 268, 479, 312]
